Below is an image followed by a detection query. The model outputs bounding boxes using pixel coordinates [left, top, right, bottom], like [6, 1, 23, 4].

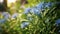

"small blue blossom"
[2, 12, 10, 19]
[21, 22, 29, 28]
[12, 13, 18, 18]
[45, 2, 53, 8]
[55, 19, 60, 26]
[24, 8, 31, 14]
[0, 19, 6, 24]
[36, 2, 45, 10]
[30, 8, 40, 15]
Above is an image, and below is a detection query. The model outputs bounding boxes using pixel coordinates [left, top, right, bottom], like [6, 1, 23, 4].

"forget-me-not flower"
[21, 21, 29, 28]
[36, 1, 45, 10]
[0, 12, 10, 24]
[30, 8, 40, 15]
[11, 13, 18, 19]
[2, 12, 10, 19]
[45, 2, 54, 8]
[55, 19, 60, 26]
[24, 8, 31, 14]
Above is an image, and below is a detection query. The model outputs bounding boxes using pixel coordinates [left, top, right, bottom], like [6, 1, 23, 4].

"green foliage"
[0, 0, 58, 34]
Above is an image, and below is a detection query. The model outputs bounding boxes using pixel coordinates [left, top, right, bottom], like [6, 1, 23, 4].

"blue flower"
[45, 2, 53, 8]
[36, 2, 45, 10]
[30, 8, 41, 15]
[21, 22, 29, 28]
[0, 19, 6, 24]
[12, 13, 18, 18]
[24, 8, 31, 14]
[55, 19, 60, 26]
[2, 12, 10, 19]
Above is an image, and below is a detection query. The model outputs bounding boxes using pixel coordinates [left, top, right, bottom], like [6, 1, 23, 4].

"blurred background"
[0, 0, 60, 34]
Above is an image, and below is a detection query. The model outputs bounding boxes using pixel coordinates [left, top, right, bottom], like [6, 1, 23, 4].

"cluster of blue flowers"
[24, 1, 60, 15]
[24, 2, 54, 15]
[0, 12, 18, 31]
[0, 12, 9, 24]
[20, 2, 54, 28]
[0, 12, 18, 24]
